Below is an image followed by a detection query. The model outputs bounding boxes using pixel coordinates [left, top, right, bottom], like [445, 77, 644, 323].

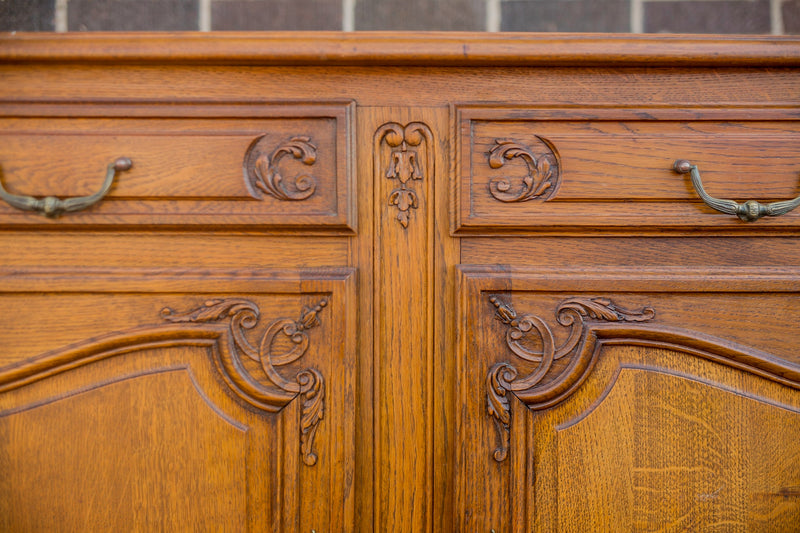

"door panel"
[0, 269, 356, 532]
[453, 266, 800, 532]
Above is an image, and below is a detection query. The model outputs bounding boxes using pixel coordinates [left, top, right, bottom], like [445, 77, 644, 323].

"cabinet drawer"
[0, 102, 354, 230]
[455, 106, 800, 233]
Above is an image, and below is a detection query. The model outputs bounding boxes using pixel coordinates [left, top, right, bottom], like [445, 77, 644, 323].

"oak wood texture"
[455, 107, 800, 233]
[2, 32, 800, 66]
[0, 102, 354, 229]
[1, 33, 799, 532]
[455, 267, 800, 531]
[0, 269, 356, 532]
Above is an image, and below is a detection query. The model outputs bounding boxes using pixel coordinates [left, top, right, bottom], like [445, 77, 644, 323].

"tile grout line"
[55, 0, 68, 32]
[343, 0, 355, 31]
[771, 0, 785, 34]
[487, 0, 501, 32]
[199, 0, 211, 31]
[631, 0, 644, 33]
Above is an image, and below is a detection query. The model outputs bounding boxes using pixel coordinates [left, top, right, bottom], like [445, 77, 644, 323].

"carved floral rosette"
[244, 135, 318, 201]
[486, 295, 655, 462]
[161, 297, 328, 466]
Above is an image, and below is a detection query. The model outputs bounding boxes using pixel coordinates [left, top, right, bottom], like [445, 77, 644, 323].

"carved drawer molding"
[453, 105, 800, 234]
[0, 101, 355, 230]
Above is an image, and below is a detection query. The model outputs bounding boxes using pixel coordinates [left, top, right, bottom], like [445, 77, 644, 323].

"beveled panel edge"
[2, 33, 800, 67]
[451, 105, 800, 236]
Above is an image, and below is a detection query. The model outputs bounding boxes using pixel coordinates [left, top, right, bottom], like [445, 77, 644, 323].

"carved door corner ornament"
[486, 295, 655, 462]
[487, 137, 561, 203]
[244, 135, 318, 201]
[162, 297, 328, 466]
[375, 122, 434, 228]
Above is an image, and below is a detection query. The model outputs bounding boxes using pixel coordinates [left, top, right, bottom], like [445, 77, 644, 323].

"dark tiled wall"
[501, 0, 630, 32]
[212, 0, 342, 31]
[643, 0, 771, 34]
[0, 0, 55, 31]
[355, 0, 485, 31]
[67, 0, 198, 31]
[1, 0, 798, 33]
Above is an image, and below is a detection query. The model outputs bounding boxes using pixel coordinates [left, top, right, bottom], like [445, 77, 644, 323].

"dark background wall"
[1, 0, 799, 33]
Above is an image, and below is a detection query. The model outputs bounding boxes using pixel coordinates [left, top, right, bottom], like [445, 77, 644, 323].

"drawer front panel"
[0, 103, 354, 230]
[455, 106, 800, 233]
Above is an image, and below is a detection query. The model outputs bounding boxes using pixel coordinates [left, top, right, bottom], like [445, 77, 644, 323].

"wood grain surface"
[1, 33, 799, 532]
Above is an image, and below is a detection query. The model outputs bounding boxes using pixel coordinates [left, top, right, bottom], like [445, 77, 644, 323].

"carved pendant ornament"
[162, 298, 328, 466]
[487, 137, 560, 203]
[486, 295, 655, 462]
[244, 135, 318, 201]
[375, 122, 434, 228]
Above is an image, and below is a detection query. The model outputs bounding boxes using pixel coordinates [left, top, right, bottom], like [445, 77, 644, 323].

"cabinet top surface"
[2, 32, 800, 67]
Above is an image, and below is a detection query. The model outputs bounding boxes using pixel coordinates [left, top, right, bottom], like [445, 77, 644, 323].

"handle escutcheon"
[674, 159, 800, 222]
[0, 157, 132, 218]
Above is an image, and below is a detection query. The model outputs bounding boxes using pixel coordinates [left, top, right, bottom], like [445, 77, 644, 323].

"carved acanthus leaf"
[558, 297, 656, 323]
[297, 369, 324, 466]
[161, 298, 258, 324]
[487, 138, 560, 203]
[161, 297, 328, 466]
[376, 121, 433, 229]
[245, 135, 318, 201]
[486, 295, 656, 461]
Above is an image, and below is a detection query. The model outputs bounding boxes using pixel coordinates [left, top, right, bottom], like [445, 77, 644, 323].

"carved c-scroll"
[486, 295, 655, 462]
[162, 298, 328, 466]
[375, 122, 434, 228]
[487, 137, 560, 203]
[244, 135, 318, 201]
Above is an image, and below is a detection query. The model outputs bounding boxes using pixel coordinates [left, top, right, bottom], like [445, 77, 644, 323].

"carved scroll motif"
[162, 298, 328, 466]
[486, 295, 655, 462]
[244, 135, 318, 201]
[487, 138, 560, 202]
[375, 122, 434, 228]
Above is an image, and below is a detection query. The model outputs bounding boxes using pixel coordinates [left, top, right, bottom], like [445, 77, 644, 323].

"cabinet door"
[0, 269, 355, 532]
[453, 266, 800, 532]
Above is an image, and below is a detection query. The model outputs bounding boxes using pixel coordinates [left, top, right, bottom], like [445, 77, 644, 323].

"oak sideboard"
[1, 33, 799, 531]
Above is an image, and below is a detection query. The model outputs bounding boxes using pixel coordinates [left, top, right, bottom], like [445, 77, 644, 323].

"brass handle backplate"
[674, 159, 800, 222]
[0, 157, 132, 218]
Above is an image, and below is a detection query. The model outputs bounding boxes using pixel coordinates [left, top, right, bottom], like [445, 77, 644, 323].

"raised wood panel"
[0, 268, 356, 532]
[454, 106, 800, 233]
[0, 103, 354, 230]
[0, 365, 250, 532]
[454, 266, 800, 532]
[549, 358, 800, 532]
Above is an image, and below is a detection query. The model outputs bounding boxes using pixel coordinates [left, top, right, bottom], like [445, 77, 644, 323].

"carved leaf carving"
[297, 369, 324, 466]
[375, 121, 434, 229]
[162, 297, 328, 466]
[245, 135, 318, 201]
[161, 298, 258, 323]
[487, 138, 560, 203]
[486, 295, 656, 461]
[558, 297, 656, 323]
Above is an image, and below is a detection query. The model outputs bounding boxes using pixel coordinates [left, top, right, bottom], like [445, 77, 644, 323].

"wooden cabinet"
[1, 33, 799, 531]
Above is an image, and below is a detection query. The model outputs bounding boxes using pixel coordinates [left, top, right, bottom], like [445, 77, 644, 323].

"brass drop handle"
[674, 159, 800, 222]
[0, 157, 132, 218]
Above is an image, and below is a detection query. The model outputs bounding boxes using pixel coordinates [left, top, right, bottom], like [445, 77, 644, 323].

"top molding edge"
[2, 32, 800, 67]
